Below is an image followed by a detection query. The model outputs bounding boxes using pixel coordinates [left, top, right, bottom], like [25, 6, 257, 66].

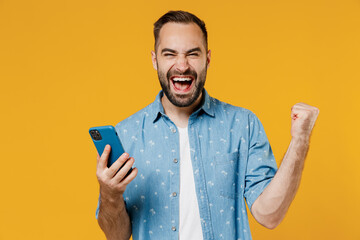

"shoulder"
[209, 96, 256, 120]
[115, 101, 155, 134]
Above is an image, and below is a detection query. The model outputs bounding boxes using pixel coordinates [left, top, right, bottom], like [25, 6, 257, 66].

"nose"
[174, 55, 189, 73]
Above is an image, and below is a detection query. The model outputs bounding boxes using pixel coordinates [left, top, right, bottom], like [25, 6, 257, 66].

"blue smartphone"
[89, 125, 132, 176]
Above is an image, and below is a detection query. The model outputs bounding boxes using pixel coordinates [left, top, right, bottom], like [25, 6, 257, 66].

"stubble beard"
[157, 64, 207, 108]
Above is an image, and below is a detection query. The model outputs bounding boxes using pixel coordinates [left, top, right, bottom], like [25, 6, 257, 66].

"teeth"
[172, 77, 192, 82]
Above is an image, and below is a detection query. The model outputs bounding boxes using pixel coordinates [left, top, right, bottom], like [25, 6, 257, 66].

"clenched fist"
[291, 103, 319, 140]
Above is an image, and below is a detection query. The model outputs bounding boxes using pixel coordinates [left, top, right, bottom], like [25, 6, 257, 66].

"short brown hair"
[153, 10, 208, 52]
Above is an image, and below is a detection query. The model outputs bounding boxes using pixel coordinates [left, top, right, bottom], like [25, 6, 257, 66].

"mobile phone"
[89, 125, 132, 177]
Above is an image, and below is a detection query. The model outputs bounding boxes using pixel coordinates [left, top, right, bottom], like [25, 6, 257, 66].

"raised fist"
[290, 103, 319, 140]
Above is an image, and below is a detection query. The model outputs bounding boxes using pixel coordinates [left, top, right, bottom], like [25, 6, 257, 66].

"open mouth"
[170, 76, 195, 92]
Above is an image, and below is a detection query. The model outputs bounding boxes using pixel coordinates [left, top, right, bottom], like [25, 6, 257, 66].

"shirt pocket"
[213, 151, 239, 199]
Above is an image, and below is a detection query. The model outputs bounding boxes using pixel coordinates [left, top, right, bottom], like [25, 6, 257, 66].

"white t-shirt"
[178, 127, 203, 240]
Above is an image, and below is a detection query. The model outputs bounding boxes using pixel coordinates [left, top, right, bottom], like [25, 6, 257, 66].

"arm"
[251, 103, 319, 229]
[96, 145, 138, 240]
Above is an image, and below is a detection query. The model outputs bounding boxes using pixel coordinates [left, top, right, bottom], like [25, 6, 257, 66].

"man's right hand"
[96, 144, 138, 203]
[96, 144, 137, 240]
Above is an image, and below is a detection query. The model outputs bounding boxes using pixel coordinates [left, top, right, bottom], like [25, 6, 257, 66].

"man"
[95, 10, 319, 240]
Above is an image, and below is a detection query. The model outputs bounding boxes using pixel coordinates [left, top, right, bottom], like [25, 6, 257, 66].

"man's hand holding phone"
[95, 145, 137, 240]
[96, 145, 138, 203]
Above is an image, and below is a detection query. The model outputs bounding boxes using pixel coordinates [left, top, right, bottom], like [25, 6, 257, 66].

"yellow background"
[1, 0, 359, 239]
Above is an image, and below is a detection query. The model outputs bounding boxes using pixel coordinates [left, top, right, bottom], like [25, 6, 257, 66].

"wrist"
[289, 136, 310, 163]
[100, 191, 126, 211]
[291, 134, 310, 144]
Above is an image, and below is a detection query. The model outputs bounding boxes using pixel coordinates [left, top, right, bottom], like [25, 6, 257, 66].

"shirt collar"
[151, 89, 215, 123]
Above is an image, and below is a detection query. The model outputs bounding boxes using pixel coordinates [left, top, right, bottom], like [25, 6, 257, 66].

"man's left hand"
[290, 103, 320, 141]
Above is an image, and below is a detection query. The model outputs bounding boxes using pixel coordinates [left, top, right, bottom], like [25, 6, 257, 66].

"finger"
[96, 153, 101, 167]
[98, 144, 111, 170]
[292, 104, 308, 112]
[113, 157, 135, 183]
[295, 102, 310, 108]
[292, 103, 319, 113]
[292, 106, 319, 120]
[106, 152, 129, 177]
[309, 111, 320, 129]
[121, 167, 138, 186]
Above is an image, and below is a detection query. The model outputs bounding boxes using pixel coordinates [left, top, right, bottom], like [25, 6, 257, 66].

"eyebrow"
[161, 48, 177, 54]
[161, 47, 202, 54]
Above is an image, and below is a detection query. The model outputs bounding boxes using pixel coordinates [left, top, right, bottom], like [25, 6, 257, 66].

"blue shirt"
[96, 89, 277, 240]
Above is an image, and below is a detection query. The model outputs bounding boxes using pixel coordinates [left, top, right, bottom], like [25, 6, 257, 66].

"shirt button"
[172, 192, 177, 197]
[173, 158, 178, 163]
[171, 128, 176, 133]
[171, 226, 176, 231]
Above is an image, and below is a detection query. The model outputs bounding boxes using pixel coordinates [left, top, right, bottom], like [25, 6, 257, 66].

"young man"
[95, 10, 319, 240]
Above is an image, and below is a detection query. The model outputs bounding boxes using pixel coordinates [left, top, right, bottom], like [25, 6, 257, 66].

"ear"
[151, 50, 157, 70]
[206, 49, 211, 69]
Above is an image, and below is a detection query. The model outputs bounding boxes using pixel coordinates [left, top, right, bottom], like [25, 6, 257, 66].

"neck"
[161, 92, 203, 128]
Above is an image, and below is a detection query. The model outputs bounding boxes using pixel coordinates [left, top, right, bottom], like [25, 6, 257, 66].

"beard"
[157, 63, 207, 107]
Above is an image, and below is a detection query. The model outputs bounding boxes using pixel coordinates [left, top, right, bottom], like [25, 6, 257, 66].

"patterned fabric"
[96, 89, 278, 240]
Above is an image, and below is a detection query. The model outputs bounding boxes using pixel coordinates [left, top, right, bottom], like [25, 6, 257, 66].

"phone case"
[89, 125, 125, 167]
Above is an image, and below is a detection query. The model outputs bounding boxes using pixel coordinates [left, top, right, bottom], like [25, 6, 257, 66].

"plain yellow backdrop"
[0, 0, 359, 239]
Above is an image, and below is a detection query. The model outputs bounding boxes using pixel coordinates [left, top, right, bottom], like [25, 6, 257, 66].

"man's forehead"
[159, 22, 202, 33]
[157, 22, 206, 52]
